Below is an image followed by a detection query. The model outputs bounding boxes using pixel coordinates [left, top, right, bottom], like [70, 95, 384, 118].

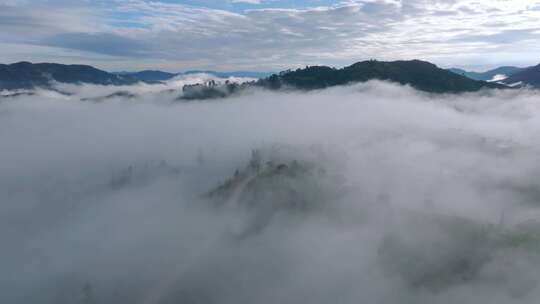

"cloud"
[0, 0, 27, 6]
[103, 0, 540, 70]
[2, 80, 540, 303]
[2, 0, 540, 77]
[231, 0, 262, 4]
[43, 32, 150, 57]
[451, 29, 540, 44]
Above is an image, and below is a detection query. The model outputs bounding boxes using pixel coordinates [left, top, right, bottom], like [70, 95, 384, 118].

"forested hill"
[259, 60, 505, 93]
[0, 62, 137, 90]
[501, 64, 540, 88]
[1, 60, 509, 94]
[448, 66, 525, 81]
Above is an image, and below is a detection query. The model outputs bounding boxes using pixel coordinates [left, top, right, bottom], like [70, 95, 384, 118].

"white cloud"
[2, 0, 540, 70]
[3, 81, 540, 303]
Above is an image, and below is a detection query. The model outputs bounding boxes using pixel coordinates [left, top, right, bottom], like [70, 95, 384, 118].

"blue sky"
[153, 1, 341, 11]
[211, 0, 337, 10]
[1, 0, 540, 72]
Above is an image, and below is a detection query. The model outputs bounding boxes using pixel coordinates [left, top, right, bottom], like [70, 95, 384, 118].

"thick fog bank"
[2, 80, 540, 304]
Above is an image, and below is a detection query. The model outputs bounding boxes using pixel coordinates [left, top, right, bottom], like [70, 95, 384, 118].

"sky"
[1, 0, 540, 72]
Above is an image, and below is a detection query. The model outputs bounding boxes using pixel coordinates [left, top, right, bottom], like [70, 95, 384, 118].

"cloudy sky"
[1, 0, 540, 72]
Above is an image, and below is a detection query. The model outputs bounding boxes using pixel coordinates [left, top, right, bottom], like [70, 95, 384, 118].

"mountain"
[500, 64, 540, 88]
[0, 60, 507, 94]
[116, 70, 274, 83]
[0, 62, 137, 90]
[183, 70, 273, 79]
[114, 70, 177, 82]
[260, 60, 504, 93]
[448, 66, 525, 81]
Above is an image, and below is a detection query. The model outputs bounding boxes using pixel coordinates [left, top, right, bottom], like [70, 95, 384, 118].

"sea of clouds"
[2, 77, 540, 304]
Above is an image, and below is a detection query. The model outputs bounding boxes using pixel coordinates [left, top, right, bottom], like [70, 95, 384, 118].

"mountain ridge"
[0, 61, 137, 90]
[114, 70, 274, 82]
[500, 64, 540, 87]
[258, 60, 504, 93]
[114, 70, 177, 82]
[0, 60, 510, 93]
[0, 62, 274, 91]
[448, 66, 525, 81]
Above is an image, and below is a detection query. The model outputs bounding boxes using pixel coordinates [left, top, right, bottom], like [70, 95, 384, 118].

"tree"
[249, 149, 262, 172]
[197, 148, 205, 166]
[81, 283, 96, 304]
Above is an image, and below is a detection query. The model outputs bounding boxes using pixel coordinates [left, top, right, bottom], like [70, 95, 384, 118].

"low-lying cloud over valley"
[2, 79, 540, 303]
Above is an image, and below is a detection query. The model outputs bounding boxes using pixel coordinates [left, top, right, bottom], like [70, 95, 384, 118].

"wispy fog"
[2, 79, 540, 304]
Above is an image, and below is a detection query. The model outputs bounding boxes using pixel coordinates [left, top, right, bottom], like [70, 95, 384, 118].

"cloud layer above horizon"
[1, 1, 540, 74]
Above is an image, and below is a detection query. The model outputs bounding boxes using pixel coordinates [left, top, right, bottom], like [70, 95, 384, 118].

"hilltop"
[0, 62, 137, 90]
[259, 60, 504, 93]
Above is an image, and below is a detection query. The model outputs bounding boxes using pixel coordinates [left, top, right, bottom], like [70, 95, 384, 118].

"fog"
[2, 79, 540, 304]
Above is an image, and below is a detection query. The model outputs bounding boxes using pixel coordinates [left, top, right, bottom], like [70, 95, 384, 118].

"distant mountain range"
[114, 70, 273, 82]
[500, 64, 540, 87]
[5, 60, 540, 94]
[183, 70, 274, 79]
[114, 70, 177, 82]
[259, 60, 503, 93]
[0, 62, 273, 90]
[0, 62, 137, 90]
[448, 66, 525, 81]
[449, 64, 540, 88]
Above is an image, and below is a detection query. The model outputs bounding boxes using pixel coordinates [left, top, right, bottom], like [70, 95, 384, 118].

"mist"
[2, 78, 540, 304]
